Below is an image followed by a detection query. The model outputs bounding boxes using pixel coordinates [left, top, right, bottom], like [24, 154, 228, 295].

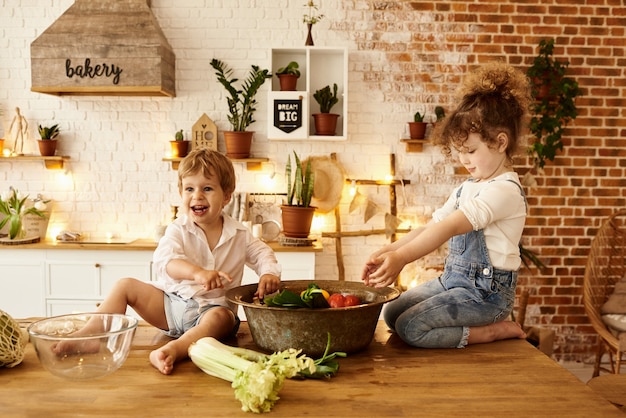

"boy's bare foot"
[52, 339, 101, 356]
[149, 341, 181, 375]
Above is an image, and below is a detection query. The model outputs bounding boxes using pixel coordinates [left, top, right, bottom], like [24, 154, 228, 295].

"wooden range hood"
[31, 0, 175, 97]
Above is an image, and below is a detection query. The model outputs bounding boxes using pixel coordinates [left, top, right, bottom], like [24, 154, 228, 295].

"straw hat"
[305, 156, 345, 213]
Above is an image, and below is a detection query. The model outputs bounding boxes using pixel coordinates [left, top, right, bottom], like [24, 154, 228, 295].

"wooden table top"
[588, 373, 626, 407]
[2, 320, 622, 418]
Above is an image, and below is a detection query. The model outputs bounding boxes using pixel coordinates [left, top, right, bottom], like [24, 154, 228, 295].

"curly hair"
[177, 148, 236, 196]
[431, 61, 532, 163]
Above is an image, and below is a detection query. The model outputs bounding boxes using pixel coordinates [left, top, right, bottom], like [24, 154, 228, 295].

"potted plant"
[170, 129, 189, 158]
[281, 150, 315, 238]
[312, 83, 340, 136]
[526, 38, 582, 172]
[275, 61, 301, 91]
[434, 106, 446, 123]
[0, 187, 48, 240]
[210, 58, 271, 158]
[37, 124, 60, 156]
[408, 111, 427, 140]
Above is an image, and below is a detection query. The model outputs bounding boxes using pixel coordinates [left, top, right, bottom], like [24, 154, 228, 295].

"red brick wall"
[337, 0, 626, 361]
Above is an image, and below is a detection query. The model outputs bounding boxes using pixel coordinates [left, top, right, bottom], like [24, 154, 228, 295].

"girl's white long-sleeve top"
[432, 172, 527, 271]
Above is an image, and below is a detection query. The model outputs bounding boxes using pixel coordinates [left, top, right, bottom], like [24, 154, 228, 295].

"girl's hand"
[194, 270, 232, 291]
[361, 257, 381, 287]
[255, 274, 280, 299]
[364, 251, 406, 288]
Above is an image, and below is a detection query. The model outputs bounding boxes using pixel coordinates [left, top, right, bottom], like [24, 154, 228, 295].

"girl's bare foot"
[493, 320, 527, 340]
[468, 320, 526, 345]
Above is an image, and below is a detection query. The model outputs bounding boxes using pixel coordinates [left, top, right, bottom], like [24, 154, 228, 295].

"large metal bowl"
[226, 280, 400, 357]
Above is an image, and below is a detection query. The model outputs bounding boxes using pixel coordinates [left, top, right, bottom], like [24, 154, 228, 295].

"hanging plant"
[526, 39, 582, 172]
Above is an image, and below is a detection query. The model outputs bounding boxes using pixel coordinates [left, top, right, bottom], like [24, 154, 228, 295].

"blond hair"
[431, 61, 532, 163]
[177, 148, 236, 195]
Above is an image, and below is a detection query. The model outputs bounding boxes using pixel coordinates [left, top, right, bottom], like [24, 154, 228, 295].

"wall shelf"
[0, 155, 70, 170]
[163, 157, 268, 171]
[400, 139, 428, 153]
[268, 47, 348, 141]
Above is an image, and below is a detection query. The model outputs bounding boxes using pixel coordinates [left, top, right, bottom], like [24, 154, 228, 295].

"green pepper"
[300, 283, 330, 309]
[263, 289, 308, 308]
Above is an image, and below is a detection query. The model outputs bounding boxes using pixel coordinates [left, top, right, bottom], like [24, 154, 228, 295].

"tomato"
[328, 293, 345, 308]
[344, 294, 361, 307]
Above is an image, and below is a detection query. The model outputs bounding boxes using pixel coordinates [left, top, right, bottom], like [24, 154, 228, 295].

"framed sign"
[274, 99, 302, 133]
[267, 92, 308, 139]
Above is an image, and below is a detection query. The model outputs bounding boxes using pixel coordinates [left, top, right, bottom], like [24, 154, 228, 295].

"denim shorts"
[162, 292, 240, 339]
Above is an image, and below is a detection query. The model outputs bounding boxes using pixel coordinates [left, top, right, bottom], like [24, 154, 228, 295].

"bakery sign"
[273, 99, 303, 134]
[30, 0, 175, 97]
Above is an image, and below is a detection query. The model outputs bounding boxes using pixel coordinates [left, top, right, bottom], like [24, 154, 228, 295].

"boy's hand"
[255, 274, 280, 300]
[194, 270, 232, 291]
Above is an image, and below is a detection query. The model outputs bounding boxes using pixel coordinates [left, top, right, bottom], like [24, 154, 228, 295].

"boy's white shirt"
[432, 172, 526, 271]
[151, 213, 281, 312]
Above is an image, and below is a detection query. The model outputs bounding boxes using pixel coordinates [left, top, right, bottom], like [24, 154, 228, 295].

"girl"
[362, 62, 532, 348]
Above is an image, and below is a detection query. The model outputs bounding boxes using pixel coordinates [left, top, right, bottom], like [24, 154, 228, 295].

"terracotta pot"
[223, 131, 253, 158]
[408, 122, 427, 139]
[278, 74, 299, 91]
[312, 113, 339, 136]
[532, 71, 560, 100]
[281, 205, 316, 238]
[37, 140, 57, 156]
[170, 140, 189, 158]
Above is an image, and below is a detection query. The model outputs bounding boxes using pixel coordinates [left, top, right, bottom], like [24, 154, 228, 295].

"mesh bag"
[0, 309, 26, 368]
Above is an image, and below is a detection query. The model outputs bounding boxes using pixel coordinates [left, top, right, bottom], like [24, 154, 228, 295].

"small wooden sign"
[192, 114, 218, 151]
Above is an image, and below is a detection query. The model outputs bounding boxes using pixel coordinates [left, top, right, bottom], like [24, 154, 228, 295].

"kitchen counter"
[0, 238, 323, 252]
[1, 320, 622, 418]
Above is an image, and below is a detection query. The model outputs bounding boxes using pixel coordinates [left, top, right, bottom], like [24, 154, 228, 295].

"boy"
[83, 149, 280, 374]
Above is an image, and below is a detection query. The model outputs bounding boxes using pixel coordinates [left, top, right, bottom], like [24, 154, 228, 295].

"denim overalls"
[383, 179, 526, 348]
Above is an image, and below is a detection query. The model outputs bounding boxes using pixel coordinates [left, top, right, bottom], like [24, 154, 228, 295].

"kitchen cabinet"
[0, 246, 154, 318]
[45, 250, 154, 317]
[0, 249, 46, 318]
[268, 47, 348, 140]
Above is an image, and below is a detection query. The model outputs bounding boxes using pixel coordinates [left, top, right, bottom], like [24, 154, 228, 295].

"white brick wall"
[0, 1, 451, 282]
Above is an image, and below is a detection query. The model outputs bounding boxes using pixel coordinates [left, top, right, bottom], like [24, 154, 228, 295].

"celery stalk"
[189, 337, 317, 413]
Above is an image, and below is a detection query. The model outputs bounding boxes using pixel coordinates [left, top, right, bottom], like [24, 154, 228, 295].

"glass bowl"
[27, 313, 138, 380]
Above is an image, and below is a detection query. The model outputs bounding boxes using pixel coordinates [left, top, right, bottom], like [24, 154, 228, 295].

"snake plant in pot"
[210, 58, 271, 158]
[281, 151, 315, 239]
